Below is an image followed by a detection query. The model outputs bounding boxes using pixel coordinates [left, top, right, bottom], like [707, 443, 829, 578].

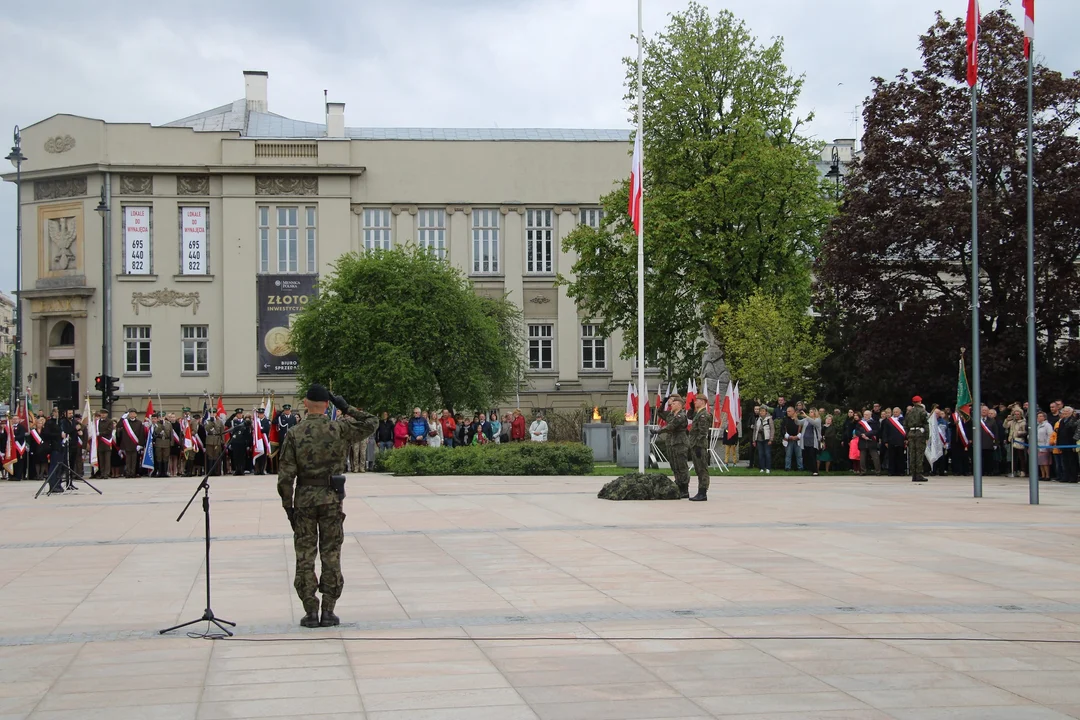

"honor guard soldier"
[152, 413, 174, 477]
[905, 396, 930, 483]
[278, 384, 377, 628]
[229, 409, 251, 476]
[689, 395, 713, 501]
[254, 408, 271, 475]
[276, 404, 298, 441]
[203, 413, 225, 475]
[96, 409, 114, 479]
[657, 395, 691, 499]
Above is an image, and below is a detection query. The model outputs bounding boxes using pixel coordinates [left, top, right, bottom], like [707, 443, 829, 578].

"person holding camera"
[278, 384, 378, 628]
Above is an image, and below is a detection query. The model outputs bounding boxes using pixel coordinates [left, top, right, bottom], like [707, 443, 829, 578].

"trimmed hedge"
[380, 442, 595, 476]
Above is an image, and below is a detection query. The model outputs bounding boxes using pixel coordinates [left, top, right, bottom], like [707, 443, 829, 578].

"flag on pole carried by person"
[956, 356, 973, 418]
[966, 0, 980, 87]
[216, 397, 227, 421]
[685, 380, 697, 409]
[84, 395, 97, 470]
[628, 133, 643, 234]
[2, 419, 17, 475]
[1023, 0, 1034, 58]
[926, 415, 945, 466]
[141, 431, 155, 471]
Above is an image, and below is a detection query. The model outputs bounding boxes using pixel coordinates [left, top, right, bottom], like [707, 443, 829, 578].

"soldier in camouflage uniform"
[688, 395, 713, 502]
[904, 395, 930, 483]
[203, 414, 225, 475]
[657, 395, 691, 499]
[278, 384, 378, 628]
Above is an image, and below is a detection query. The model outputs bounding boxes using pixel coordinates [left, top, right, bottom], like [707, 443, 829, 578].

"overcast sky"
[0, 0, 1074, 296]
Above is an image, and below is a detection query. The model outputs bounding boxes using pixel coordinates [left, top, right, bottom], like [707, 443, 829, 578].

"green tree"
[716, 290, 826, 403]
[290, 247, 524, 412]
[559, 2, 832, 378]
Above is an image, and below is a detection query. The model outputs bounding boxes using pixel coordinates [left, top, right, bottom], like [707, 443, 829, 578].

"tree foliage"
[716, 291, 826, 403]
[817, 9, 1080, 405]
[559, 2, 832, 378]
[290, 247, 524, 412]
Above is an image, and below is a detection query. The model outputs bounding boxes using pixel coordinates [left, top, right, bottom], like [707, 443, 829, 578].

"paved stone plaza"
[0, 471, 1078, 719]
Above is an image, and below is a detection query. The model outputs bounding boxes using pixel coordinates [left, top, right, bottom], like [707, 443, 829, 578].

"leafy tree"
[716, 290, 826, 403]
[817, 9, 1080, 405]
[559, 2, 832, 378]
[290, 247, 524, 412]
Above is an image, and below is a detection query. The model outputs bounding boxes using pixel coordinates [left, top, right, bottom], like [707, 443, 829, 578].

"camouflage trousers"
[908, 436, 927, 477]
[691, 446, 710, 494]
[293, 503, 345, 611]
[670, 447, 690, 495]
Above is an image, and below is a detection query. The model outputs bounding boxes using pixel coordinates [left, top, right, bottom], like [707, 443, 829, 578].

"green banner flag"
[956, 357, 973, 419]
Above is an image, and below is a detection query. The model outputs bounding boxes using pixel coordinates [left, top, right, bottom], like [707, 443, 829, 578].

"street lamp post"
[824, 146, 842, 199]
[95, 182, 112, 410]
[6, 127, 27, 411]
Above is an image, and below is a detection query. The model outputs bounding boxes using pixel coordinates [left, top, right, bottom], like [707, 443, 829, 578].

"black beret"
[306, 384, 330, 402]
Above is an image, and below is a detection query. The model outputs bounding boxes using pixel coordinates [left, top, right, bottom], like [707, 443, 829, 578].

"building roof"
[164, 99, 631, 142]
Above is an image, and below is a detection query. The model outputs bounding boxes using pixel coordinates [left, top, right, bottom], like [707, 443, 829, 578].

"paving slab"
[0, 472, 1078, 719]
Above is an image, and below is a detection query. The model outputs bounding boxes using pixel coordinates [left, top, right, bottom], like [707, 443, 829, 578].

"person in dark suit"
[229, 409, 252, 476]
[254, 408, 271, 475]
[856, 410, 881, 475]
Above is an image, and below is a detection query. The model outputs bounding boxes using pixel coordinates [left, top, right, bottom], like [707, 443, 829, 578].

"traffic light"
[100, 375, 121, 409]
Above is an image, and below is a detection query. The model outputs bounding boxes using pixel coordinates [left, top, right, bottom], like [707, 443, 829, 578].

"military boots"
[689, 492, 707, 502]
[320, 597, 340, 627]
[300, 600, 321, 628]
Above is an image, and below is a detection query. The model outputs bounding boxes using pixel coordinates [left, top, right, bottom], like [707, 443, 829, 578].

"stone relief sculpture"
[255, 175, 318, 196]
[44, 135, 76, 153]
[177, 175, 210, 195]
[120, 175, 153, 195]
[47, 217, 78, 271]
[132, 289, 200, 316]
[34, 177, 87, 201]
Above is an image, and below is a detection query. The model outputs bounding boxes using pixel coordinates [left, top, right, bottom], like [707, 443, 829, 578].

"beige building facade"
[4, 71, 653, 413]
[0, 293, 14, 357]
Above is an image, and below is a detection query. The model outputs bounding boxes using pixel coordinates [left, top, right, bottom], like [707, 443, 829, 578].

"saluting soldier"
[688, 395, 713, 502]
[905, 395, 930, 483]
[278, 385, 378, 628]
[152, 413, 174, 477]
[657, 395, 692, 499]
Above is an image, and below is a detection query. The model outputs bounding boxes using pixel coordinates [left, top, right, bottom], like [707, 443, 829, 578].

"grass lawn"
[590, 463, 854, 477]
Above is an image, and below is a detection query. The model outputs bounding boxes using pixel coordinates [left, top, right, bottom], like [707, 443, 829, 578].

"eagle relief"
[47, 217, 78, 271]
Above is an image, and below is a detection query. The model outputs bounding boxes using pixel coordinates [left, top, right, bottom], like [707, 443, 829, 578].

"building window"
[181, 325, 208, 373]
[124, 326, 151, 374]
[258, 207, 270, 273]
[526, 208, 554, 275]
[277, 207, 299, 273]
[472, 209, 500, 274]
[581, 324, 606, 370]
[417, 208, 446, 259]
[179, 206, 209, 275]
[122, 206, 152, 275]
[579, 208, 604, 229]
[305, 206, 317, 273]
[364, 208, 392, 251]
[528, 323, 553, 370]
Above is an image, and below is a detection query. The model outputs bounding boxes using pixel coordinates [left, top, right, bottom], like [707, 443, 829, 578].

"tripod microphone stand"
[34, 437, 103, 499]
[159, 446, 235, 637]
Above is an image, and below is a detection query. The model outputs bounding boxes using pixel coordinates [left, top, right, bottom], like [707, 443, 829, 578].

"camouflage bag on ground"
[598, 473, 681, 500]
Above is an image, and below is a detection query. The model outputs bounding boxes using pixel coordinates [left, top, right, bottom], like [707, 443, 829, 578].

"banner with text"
[123, 206, 151, 275]
[180, 207, 207, 275]
[256, 274, 318, 375]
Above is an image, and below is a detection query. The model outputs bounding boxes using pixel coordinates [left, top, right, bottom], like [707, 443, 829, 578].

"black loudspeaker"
[46, 366, 74, 400]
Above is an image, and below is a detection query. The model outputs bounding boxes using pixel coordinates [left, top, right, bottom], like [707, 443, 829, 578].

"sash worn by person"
[277, 384, 378, 628]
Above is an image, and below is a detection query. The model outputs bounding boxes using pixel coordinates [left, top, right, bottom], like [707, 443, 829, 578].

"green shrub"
[382, 442, 594, 476]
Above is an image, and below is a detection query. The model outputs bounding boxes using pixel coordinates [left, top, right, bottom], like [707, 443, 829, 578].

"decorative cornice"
[500, 205, 526, 216]
[120, 175, 153, 195]
[445, 205, 471, 215]
[255, 175, 318, 196]
[391, 204, 418, 216]
[34, 176, 87, 201]
[554, 206, 578, 215]
[44, 135, 76, 154]
[528, 295, 552, 304]
[132, 289, 200, 316]
[177, 175, 209, 195]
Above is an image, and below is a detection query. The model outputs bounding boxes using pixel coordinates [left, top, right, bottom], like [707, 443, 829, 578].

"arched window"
[50, 321, 75, 347]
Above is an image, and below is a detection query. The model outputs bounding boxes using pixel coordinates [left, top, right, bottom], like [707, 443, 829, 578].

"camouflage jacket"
[904, 403, 929, 435]
[203, 418, 225, 449]
[152, 421, 174, 450]
[689, 409, 713, 448]
[278, 406, 378, 509]
[657, 409, 689, 449]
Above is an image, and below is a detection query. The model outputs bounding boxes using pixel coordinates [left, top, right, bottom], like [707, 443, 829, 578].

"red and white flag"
[732, 382, 742, 436]
[84, 395, 98, 470]
[625, 382, 636, 418]
[252, 412, 266, 459]
[685, 380, 697, 409]
[643, 382, 651, 425]
[628, 133, 643, 234]
[1023, 0, 1034, 58]
[713, 379, 723, 428]
[721, 382, 738, 440]
[966, 0, 980, 87]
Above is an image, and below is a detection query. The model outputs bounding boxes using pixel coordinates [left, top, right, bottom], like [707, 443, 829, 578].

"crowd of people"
[0, 401, 560, 490]
[742, 395, 1080, 483]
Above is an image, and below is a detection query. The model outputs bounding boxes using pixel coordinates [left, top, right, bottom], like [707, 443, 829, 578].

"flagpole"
[636, 0, 647, 474]
[970, 81, 983, 499]
[1025, 36, 1038, 505]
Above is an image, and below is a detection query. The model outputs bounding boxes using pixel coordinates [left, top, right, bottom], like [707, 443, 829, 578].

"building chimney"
[244, 70, 268, 113]
[326, 102, 345, 138]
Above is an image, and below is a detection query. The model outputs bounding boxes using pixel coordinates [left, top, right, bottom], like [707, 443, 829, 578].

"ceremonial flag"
[141, 432, 155, 471]
[956, 357, 973, 418]
[625, 383, 634, 418]
[713, 379, 723, 428]
[628, 132, 643, 234]
[722, 382, 738, 439]
[84, 395, 98, 470]
[184, 421, 194, 451]
[643, 382, 651, 425]
[966, 0, 980, 87]
[2, 419, 16, 475]
[732, 382, 742, 437]
[18, 390, 31, 428]
[145, 398, 154, 418]
[216, 397, 227, 421]
[1023, 0, 1034, 58]
[685, 380, 696, 409]
[926, 416, 945, 466]
[267, 393, 279, 446]
[252, 408, 266, 459]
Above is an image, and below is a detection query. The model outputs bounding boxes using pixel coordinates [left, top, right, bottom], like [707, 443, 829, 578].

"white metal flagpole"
[636, 0, 647, 473]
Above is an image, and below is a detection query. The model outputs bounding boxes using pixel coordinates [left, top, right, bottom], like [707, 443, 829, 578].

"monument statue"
[700, 323, 730, 392]
[47, 217, 77, 271]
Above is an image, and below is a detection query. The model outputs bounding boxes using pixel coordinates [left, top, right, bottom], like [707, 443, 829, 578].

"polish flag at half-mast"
[628, 132, 643, 234]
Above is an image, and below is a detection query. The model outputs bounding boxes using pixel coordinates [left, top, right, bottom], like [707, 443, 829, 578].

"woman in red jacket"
[511, 408, 527, 442]
[393, 416, 409, 449]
